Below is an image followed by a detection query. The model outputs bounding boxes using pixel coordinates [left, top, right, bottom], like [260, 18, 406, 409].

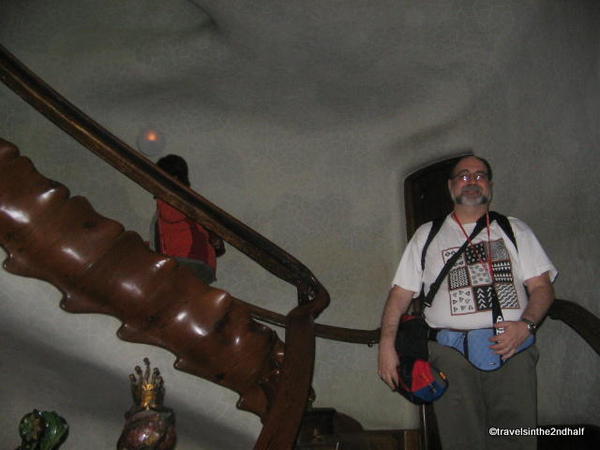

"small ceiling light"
[137, 127, 166, 156]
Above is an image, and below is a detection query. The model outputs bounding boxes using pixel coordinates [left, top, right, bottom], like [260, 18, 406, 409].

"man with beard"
[378, 156, 557, 450]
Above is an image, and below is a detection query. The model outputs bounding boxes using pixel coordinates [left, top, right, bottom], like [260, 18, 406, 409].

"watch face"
[522, 319, 536, 333]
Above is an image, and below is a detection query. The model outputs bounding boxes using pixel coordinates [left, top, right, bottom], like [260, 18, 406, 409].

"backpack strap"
[414, 216, 445, 313]
[489, 211, 517, 251]
[420, 211, 517, 272]
[421, 216, 445, 271]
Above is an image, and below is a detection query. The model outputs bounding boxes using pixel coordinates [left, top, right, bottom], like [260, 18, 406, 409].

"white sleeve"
[390, 222, 432, 294]
[510, 218, 558, 283]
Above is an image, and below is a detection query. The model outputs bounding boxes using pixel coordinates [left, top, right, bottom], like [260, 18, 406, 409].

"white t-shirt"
[391, 214, 558, 330]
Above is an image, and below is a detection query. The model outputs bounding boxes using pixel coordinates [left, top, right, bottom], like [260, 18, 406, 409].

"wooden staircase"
[1, 44, 599, 449]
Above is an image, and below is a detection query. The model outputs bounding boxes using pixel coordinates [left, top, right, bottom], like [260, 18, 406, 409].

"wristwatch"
[520, 318, 537, 334]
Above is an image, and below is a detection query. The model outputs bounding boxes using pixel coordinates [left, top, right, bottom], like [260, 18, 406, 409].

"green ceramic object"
[16, 410, 68, 450]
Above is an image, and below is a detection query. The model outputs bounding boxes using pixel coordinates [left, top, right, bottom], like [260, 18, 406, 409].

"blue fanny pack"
[436, 328, 535, 371]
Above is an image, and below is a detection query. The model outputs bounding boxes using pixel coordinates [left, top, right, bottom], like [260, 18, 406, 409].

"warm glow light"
[137, 127, 166, 156]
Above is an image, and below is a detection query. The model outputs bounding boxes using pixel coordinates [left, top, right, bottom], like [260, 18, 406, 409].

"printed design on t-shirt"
[491, 261, 512, 283]
[474, 285, 494, 310]
[495, 283, 519, 308]
[490, 240, 509, 260]
[443, 238, 519, 315]
[449, 267, 469, 289]
[468, 263, 492, 286]
[442, 248, 465, 268]
[465, 241, 488, 265]
[450, 288, 475, 314]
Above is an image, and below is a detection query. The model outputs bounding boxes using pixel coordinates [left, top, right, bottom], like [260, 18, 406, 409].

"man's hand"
[489, 271, 555, 360]
[378, 285, 414, 390]
[378, 344, 400, 390]
[489, 320, 530, 360]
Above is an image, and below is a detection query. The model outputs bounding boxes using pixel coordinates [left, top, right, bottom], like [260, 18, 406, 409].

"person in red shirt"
[152, 154, 224, 284]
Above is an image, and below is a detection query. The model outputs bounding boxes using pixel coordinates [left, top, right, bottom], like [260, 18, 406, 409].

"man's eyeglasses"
[451, 172, 490, 182]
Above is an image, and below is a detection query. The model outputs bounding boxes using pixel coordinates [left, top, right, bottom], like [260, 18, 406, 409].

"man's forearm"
[378, 285, 416, 389]
[521, 272, 555, 325]
[491, 272, 555, 358]
[379, 285, 414, 346]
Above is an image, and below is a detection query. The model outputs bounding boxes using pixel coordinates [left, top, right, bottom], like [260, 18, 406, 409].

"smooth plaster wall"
[1, 1, 599, 448]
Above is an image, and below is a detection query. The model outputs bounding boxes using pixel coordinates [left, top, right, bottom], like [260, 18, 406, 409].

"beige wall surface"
[1, 1, 599, 448]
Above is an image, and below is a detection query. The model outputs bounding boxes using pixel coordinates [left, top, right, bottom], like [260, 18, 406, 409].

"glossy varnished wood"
[0, 139, 286, 419]
[0, 43, 329, 308]
[0, 44, 330, 448]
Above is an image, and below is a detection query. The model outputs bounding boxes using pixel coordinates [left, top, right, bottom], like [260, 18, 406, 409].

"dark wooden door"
[404, 154, 471, 239]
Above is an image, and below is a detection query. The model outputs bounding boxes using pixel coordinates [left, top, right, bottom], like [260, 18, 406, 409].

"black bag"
[394, 314, 448, 404]
[394, 314, 430, 360]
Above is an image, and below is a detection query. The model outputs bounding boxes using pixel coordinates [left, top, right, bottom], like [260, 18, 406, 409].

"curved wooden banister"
[0, 42, 329, 449]
[250, 298, 599, 358]
[247, 303, 380, 345]
[284, 298, 598, 350]
[0, 43, 328, 311]
[255, 301, 321, 449]
[547, 298, 600, 357]
[0, 139, 324, 449]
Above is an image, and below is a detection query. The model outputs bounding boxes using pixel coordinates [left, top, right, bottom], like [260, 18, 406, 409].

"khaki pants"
[428, 341, 539, 450]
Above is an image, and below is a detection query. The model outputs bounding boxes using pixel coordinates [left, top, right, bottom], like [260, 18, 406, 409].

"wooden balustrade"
[0, 44, 330, 448]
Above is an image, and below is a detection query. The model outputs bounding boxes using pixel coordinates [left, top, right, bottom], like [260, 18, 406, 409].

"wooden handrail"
[0, 43, 327, 311]
[252, 298, 599, 354]
[253, 287, 330, 448]
[0, 43, 328, 448]
[255, 301, 321, 449]
[0, 43, 383, 349]
[247, 302, 380, 345]
[547, 298, 600, 357]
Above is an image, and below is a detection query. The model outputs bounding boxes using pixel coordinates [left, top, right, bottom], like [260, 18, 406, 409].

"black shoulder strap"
[420, 212, 516, 268]
[420, 212, 517, 274]
[489, 211, 517, 251]
[420, 216, 445, 271]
